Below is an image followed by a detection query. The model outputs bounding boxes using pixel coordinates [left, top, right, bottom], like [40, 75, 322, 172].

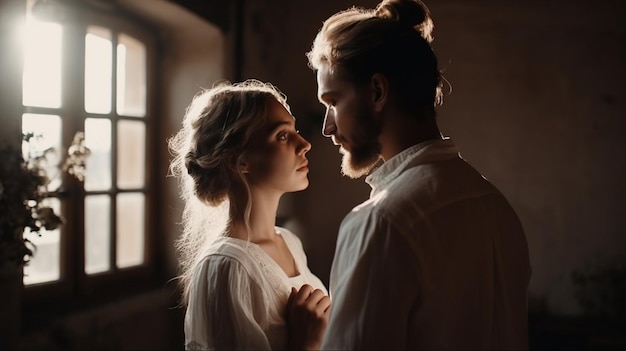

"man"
[306, 0, 531, 349]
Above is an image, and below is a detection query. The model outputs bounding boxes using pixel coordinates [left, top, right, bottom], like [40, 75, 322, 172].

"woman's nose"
[296, 133, 311, 155]
[298, 134, 312, 155]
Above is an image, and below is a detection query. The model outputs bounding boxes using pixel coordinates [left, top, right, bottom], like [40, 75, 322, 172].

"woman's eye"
[277, 132, 288, 141]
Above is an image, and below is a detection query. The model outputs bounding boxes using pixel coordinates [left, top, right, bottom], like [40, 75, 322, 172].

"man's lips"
[332, 137, 349, 152]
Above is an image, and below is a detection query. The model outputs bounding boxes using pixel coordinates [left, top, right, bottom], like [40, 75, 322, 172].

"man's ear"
[370, 73, 389, 112]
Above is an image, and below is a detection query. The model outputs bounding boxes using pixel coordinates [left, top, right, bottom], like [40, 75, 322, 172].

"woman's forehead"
[250, 99, 295, 139]
[267, 98, 295, 123]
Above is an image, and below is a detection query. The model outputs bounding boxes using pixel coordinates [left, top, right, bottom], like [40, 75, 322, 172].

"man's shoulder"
[350, 158, 506, 226]
[387, 157, 503, 204]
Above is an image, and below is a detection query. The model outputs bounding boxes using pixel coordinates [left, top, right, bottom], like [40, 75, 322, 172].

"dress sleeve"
[185, 255, 271, 351]
[321, 212, 419, 350]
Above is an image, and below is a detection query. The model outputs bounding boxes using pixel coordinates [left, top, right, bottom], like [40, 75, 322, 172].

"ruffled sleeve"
[184, 254, 271, 351]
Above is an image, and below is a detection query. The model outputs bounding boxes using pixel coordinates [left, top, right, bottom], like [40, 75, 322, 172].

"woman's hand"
[285, 284, 331, 350]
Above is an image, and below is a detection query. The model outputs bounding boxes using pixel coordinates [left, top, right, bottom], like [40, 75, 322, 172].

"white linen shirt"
[321, 138, 531, 350]
[184, 226, 328, 351]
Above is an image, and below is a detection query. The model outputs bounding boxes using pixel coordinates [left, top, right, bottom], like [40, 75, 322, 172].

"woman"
[168, 80, 330, 350]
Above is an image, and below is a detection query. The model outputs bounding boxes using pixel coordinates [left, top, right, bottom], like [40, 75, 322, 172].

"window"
[20, 1, 158, 307]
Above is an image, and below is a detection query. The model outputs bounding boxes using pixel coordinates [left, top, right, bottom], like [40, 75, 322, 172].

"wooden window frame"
[21, 7, 162, 329]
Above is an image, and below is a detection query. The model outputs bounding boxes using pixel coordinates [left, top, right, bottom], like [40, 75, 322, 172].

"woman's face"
[243, 98, 312, 194]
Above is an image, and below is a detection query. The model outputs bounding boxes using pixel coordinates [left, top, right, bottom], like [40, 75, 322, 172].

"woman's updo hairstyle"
[306, 0, 443, 114]
[169, 79, 289, 206]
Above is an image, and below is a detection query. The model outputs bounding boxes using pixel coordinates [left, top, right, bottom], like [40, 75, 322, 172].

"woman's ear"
[235, 153, 250, 174]
[370, 73, 389, 112]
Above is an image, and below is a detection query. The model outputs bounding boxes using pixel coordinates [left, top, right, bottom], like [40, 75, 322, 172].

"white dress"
[184, 226, 328, 351]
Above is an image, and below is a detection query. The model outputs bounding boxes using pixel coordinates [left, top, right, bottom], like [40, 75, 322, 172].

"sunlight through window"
[117, 34, 146, 117]
[19, 2, 154, 290]
[84, 118, 112, 191]
[21, 115, 62, 285]
[85, 195, 111, 274]
[20, 10, 64, 286]
[21, 19, 62, 108]
[85, 27, 112, 114]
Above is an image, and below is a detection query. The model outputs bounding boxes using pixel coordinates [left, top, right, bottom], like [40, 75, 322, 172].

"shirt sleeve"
[185, 255, 271, 351]
[321, 211, 420, 350]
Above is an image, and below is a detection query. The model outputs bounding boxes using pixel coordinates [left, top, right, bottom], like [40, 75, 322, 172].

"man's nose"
[322, 110, 336, 137]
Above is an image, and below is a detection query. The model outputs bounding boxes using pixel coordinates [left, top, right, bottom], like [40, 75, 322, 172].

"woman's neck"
[228, 188, 282, 243]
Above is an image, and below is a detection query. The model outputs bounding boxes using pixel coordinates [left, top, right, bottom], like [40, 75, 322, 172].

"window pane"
[85, 195, 111, 274]
[85, 26, 112, 114]
[24, 198, 61, 285]
[116, 193, 144, 268]
[21, 114, 62, 191]
[22, 20, 62, 108]
[117, 34, 146, 117]
[117, 120, 145, 189]
[84, 118, 111, 190]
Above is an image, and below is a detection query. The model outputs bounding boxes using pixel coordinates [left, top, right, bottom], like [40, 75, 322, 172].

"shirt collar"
[365, 137, 460, 196]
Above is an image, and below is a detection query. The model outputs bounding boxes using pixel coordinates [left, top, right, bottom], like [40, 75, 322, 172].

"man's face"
[316, 64, 382, 179]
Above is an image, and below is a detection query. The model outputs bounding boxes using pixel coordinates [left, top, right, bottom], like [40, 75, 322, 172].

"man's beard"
[340, 145, 381, 179]
[339, 112, 382, 179]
